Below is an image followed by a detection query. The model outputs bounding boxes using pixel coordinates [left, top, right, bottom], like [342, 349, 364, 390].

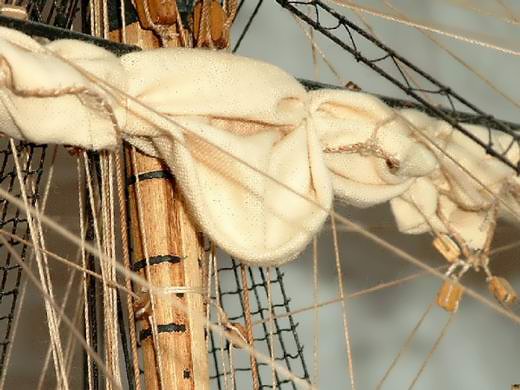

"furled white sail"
[0, 26, 516, 265]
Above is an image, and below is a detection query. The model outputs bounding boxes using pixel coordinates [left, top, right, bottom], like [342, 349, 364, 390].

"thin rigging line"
[0, 174, 510, 389]
[331, 213, 356, 390]
[442, 0, 520, 25]
[407, 313, 456, 390]
[11, 140, 69, 390]
[375, 302, 435, 389]
[333, 0, 520, 56]
[253, 266, 447, 326]
[0, 234, 122, 390]
[0, 144, 58, 389]
[1, 32, 519, 355]
[379, 0, 520, 111]
[37, 268, 78, 389]
[232, 0, 263, 52]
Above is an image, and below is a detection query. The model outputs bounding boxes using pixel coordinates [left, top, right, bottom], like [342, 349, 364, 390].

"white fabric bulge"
[0, 26, 514, 265]
[390, 109, 519, 252]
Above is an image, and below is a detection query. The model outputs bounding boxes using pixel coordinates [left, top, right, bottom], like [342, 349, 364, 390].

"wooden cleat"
[433, 234, 460, 263]
[488, 276, 517, 306]
[437, 279, 464, 312]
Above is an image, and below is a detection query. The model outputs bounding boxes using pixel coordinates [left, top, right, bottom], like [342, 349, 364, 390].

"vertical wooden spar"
[109, 5, 209, 390]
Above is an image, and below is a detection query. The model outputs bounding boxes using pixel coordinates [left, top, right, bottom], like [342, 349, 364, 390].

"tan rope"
[0, 145, 58, 389]
[10, 140, 69, 390]
[375, 302, 435, 389]
[129, 146, 170, 390]
[339, 1, 437, 106]
[0, 234, 122, 390]
[253, 266, 448, 327]
[444, 0, 520, 25]
[37, 269, 78, 389]
[407, 312, 456, 389]
[63, 285, 85, 379]
[240, 264, 260, 390]
[77, 157, 94, 390]
[381, 0, 520, 110]
[84, 151, 120, 388]
[334, 0, 520, 56]
[0, 228, 138, 298]
[330, 213, 356, 390]
[293, 15, 346, 84]
[311, 237, 320, 387]
[115, 149, 143, 390]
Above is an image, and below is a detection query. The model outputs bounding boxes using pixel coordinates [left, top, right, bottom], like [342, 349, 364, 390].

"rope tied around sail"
[0, 26, 518, 275]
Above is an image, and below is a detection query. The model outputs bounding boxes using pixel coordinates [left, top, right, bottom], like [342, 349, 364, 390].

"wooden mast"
[108, 2, 217, 389]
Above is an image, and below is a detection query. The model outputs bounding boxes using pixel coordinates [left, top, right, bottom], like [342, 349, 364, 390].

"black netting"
[208, 258, 309, 389]
[0, 1, 519, 387]
[0, 142, 47, 377]
[276, 0, 520, 173]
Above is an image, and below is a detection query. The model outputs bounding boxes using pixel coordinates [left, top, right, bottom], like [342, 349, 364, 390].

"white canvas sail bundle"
[0, 26, 516, 265]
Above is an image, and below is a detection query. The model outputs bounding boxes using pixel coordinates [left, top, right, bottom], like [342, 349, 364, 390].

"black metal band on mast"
[275, 0, 520, 173]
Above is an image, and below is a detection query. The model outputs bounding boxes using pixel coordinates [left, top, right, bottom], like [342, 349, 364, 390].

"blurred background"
[3, 1, 520, 389]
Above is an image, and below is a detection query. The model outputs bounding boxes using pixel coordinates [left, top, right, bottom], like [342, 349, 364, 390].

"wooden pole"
[109, 9, 209, 390]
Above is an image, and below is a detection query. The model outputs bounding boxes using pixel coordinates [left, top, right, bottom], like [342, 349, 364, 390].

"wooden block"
[192, 0, 228, 48]
[488, 276, 517, 305]
[437, 279, 464, 312]
[433, 234, 460, 263]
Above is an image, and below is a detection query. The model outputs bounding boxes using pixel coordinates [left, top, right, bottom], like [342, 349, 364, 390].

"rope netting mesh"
[275, 0, 520, 173]
[0, 1, 311, 387]
[0, 142, 47, 375]
[208, 259, 309, 389]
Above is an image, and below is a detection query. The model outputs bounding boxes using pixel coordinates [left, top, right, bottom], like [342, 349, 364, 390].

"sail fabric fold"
[311, 89, 438, 208]
[390, 110, 519, 252]
[0, 26, 515, 265]
[0, 28, 125, 149]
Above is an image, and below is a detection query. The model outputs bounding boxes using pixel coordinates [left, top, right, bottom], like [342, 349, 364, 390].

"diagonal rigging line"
[275, 0, 520, 173]
[0, 234, 122, 390]
[1, 15, 519, 166]
[0, 185, 315, 389]
[332, 0, 520, 56]
[34, 46, 520, 326]
[375, 302, 435, 390]
[232, 0, 264, 52]
[379, 0, 520, 111]
[408, 312, 456, 390]
[0, 13, 519, 326]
